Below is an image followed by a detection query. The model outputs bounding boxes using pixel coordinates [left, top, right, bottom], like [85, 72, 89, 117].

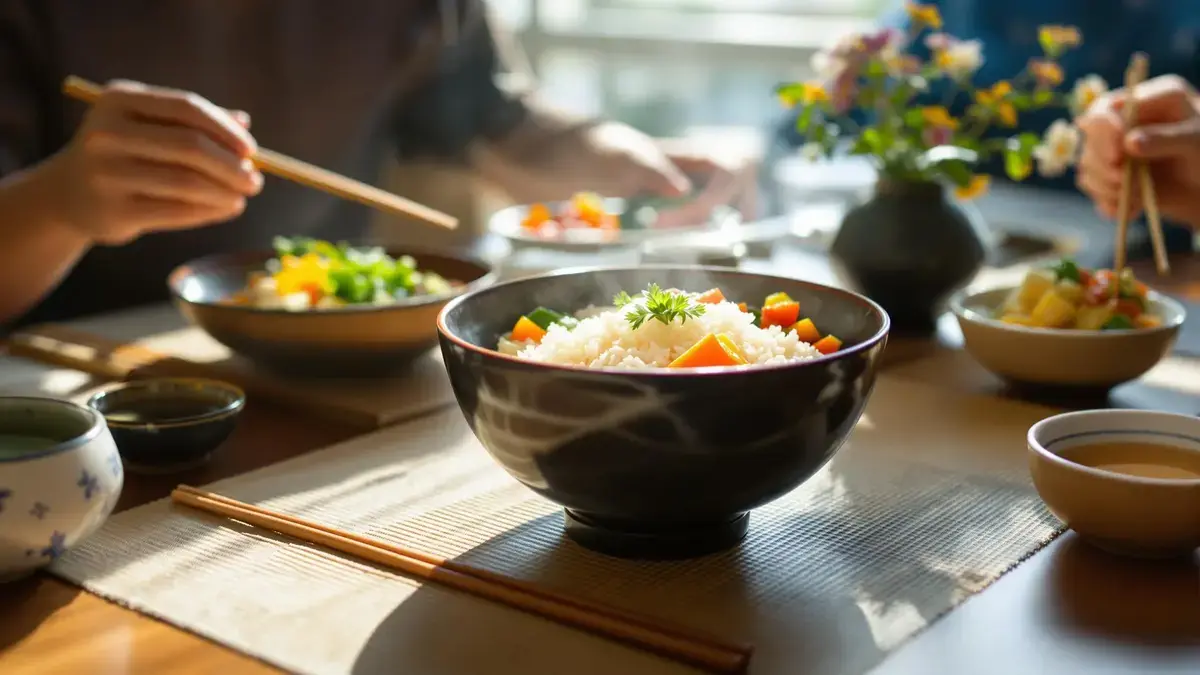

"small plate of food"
[949, 257, 1187, 390]
[169, 237, 495, 376]
[489, 191, 738, 254]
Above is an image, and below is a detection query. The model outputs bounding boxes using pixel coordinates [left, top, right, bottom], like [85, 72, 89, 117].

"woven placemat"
[49, 376, 1063, 675]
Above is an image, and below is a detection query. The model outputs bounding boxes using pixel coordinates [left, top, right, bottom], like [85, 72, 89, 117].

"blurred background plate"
[488, 196, 739, 253]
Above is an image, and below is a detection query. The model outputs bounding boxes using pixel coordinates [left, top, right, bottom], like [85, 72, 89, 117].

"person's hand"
[577, 123, 758, 227]
[1076, 75, 1200, 229]
[42, 80, 263, 245]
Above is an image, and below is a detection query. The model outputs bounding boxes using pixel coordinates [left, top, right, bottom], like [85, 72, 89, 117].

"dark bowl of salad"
[168, 237, 496, 376]
[949, 257, 1186, 392]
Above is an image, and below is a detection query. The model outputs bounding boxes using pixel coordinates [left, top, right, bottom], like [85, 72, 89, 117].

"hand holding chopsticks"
[170, 485, 754, 674]
[1113, 54, 1170, 275]
[62, 76, 458, 231]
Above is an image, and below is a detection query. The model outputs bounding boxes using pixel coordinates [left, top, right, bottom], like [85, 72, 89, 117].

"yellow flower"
[906, 2, 943, 30]
[975, 81, 1018, 127]
[1039, 25, 1082, 51]
[1029, 59, 1064, 87]
[921, 106, 959, 129]
[801, 82, 828, 104]
[777, 82, 826, 108]
[955, 175, 991, 201]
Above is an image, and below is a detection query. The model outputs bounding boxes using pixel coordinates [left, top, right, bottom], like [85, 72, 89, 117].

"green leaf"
[864, 58, 887, 79]
[902, 108, 927, 129]
[1033, 90, 1055, 106]
[796, 105, 815, 134]
[861, 127, 887, 154]
[1004, 148, 1033, 181]
[933, 159, 974, 187]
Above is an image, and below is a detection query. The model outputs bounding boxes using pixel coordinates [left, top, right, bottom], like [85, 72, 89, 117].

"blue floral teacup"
[0, 396, 123, 582]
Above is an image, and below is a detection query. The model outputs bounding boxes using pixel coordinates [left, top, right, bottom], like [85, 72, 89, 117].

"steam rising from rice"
[502, 296, 824, 369]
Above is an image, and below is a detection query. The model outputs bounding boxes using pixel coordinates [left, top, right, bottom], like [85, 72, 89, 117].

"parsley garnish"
[614, 283, 706, 330]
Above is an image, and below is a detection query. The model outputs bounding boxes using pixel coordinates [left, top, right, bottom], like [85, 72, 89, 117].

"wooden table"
[2, 258, 1200, 675]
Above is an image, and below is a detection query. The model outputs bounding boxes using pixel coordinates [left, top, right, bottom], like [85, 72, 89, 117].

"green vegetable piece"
[1102, 314, 1135, 330]
[330, 269, 373, 304]
[1051, 258, 1081, 283]
[526, 307, 566, 331]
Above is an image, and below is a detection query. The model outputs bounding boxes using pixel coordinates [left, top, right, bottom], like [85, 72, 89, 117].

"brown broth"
[1060, 442, 1200, 480]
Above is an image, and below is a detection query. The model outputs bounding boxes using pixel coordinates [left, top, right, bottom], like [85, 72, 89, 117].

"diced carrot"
[1114, 299, 1143, 319]
[596, 212, 620, 230]
[696, 288, 726, 304]
[761, 300, 800, 328]
[1135, 314, 1162, 328]
[511, 316, 547, 344]
[668, 333, 746, 368]
[522, 203, 552, 230]
[764, 292, 793, 308]
[299, 281, 324, 307]
[737, 302, 748, 313]
[790, 317, 821, 343]
[715, 334, 747, 362]
[813, 335, 843, 354]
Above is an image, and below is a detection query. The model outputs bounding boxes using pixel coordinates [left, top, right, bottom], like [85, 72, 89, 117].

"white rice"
[508, 296, 824, 369]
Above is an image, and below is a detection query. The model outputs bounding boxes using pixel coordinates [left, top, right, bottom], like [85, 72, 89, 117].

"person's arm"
[0, 161, 94, 326]
[0, 1, 93, 327]
[395, 0, 682, 203]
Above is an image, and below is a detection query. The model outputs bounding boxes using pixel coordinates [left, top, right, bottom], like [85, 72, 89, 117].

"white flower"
[800, 142, 825, 162]
[810, 50, 844, 82]
[1033, 120, 1082, 177]
[935, 39, 984, 80]
[1071, 74, 1108, 115]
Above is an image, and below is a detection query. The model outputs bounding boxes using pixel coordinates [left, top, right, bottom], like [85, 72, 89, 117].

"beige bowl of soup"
[949, 286, 1185, 389]
[1028, 409, 1200, 558]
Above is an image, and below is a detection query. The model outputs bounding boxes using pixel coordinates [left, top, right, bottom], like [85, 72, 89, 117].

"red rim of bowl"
[436, 264, 891, 377]
[167, 246, 498, 316]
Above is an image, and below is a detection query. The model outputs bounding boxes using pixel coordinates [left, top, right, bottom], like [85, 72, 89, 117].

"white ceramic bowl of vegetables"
[949, 258, 1186, 390]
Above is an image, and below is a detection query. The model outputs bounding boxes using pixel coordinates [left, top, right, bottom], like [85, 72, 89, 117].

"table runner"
[49, 376, 1063, 675]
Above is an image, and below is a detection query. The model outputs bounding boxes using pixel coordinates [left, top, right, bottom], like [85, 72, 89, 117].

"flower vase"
[830, 179, 986, 334]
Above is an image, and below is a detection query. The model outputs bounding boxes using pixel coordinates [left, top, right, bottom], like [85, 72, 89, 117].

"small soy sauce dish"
[87, 378, 246, 474]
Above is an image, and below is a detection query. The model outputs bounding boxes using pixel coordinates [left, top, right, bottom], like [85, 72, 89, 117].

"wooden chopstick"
[1113, 54, 1170, 275]
[61, 76, 458, 231]
[172, 485, 744, 649]
[170, 486, 753, 674]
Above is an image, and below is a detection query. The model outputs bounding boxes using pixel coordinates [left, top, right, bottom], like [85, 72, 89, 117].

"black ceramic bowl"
[168, 247, 496, 377]
[87, 378, 246, 474]
[437, 266, 890, 559]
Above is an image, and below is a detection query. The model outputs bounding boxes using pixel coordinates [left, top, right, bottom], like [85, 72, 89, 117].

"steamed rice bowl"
[497, 284, 844, 369]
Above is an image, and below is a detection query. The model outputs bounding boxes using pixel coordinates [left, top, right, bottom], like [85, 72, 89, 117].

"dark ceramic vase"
[830, 179, 986, 334]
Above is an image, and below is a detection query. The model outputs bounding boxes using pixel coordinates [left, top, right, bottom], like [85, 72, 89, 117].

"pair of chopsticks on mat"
[171, 486, 754, 674]
[61, 76, 458, 231]
[1114, 54, 1169, 275]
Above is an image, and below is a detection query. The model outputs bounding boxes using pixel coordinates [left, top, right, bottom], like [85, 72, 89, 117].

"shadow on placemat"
[353, 451, 1060, 675]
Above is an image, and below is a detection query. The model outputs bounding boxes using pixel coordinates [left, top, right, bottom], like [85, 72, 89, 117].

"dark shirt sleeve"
[0, 0, 59, 177]
[394, 0, 532, 164]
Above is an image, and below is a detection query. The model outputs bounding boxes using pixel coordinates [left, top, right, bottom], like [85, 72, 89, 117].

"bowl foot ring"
[562, 510, 749, 560]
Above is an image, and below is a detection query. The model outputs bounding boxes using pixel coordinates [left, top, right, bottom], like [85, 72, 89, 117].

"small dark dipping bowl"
[437, 266, 890, 560]
[87, 378, 246, 474]
[168, 247, 496, 377]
